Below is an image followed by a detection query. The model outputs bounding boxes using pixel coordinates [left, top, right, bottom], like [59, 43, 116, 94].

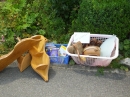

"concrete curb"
[50, 64, 130, 76]
[12, 61, 130, 76]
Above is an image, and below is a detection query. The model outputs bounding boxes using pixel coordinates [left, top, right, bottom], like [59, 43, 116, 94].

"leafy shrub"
[49, 0, 81, 32]
[0, 0, 37, 38]
[70, 0, 130, 41]
[119, 39, 130, 57]
[39, 0, 81, 43]
[0, 0, 130, 48]
[0, 0, 81, 44]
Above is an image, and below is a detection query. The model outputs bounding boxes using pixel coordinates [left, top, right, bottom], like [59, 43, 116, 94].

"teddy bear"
[67, 41, 83, 55]
[83, 38, 102, 56]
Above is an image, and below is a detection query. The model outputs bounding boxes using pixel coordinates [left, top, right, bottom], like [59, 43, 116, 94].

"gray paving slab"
[0, 61, 130, 97]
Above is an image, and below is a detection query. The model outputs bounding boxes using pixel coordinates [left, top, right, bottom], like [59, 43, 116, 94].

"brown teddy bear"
[67, 41, 83, 55]
[67, 41, 86, 62]
[82, 38, 102, 56]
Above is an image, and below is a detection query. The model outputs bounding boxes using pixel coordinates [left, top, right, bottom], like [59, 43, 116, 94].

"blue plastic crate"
[54, 44, 68, 48]
[49, 55, 70, 65]
[46, 43, 70, 65]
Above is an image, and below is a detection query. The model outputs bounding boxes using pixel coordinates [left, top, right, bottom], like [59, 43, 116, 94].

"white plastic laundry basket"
[66, 34, 119, 66]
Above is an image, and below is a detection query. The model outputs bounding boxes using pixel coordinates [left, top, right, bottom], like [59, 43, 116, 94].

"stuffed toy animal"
[84, 38, 102, 47]
[67, 41, 83, 55]
[83, 46, 100, 56]
[83, 38, 102, 56]
[67, 41, 86, 62]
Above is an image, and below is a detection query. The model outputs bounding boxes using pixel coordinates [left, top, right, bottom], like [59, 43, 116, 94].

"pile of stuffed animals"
[67, 38, 103, 56]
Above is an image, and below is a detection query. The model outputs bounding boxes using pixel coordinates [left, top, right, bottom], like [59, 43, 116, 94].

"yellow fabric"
[0, 35, 50, 81]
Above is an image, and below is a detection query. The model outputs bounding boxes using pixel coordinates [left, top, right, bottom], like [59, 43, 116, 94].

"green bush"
[70, 0, 130, 41]
[41, 0, 81, 43]
[119, 39, 130, 57]
[49, 0, 80, 32]
[0, 0, 130, 46]
[0, 0, 38, 36]
[0, 0, 81, 44]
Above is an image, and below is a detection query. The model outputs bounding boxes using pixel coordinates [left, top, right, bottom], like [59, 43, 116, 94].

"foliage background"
[0, 0, 130, 52]
[70, 0, 130, 41]
[0, 0, 81, 44]
[0, 0, 130, 71]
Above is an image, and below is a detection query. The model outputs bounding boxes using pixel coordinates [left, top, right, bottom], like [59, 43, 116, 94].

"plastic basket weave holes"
[84, 58, 96, 66]
[90, 37, 107, 42]
[71, 56, 97, 66]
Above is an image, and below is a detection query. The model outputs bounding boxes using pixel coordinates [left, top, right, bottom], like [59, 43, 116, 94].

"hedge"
[70, 0, 130, 41]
